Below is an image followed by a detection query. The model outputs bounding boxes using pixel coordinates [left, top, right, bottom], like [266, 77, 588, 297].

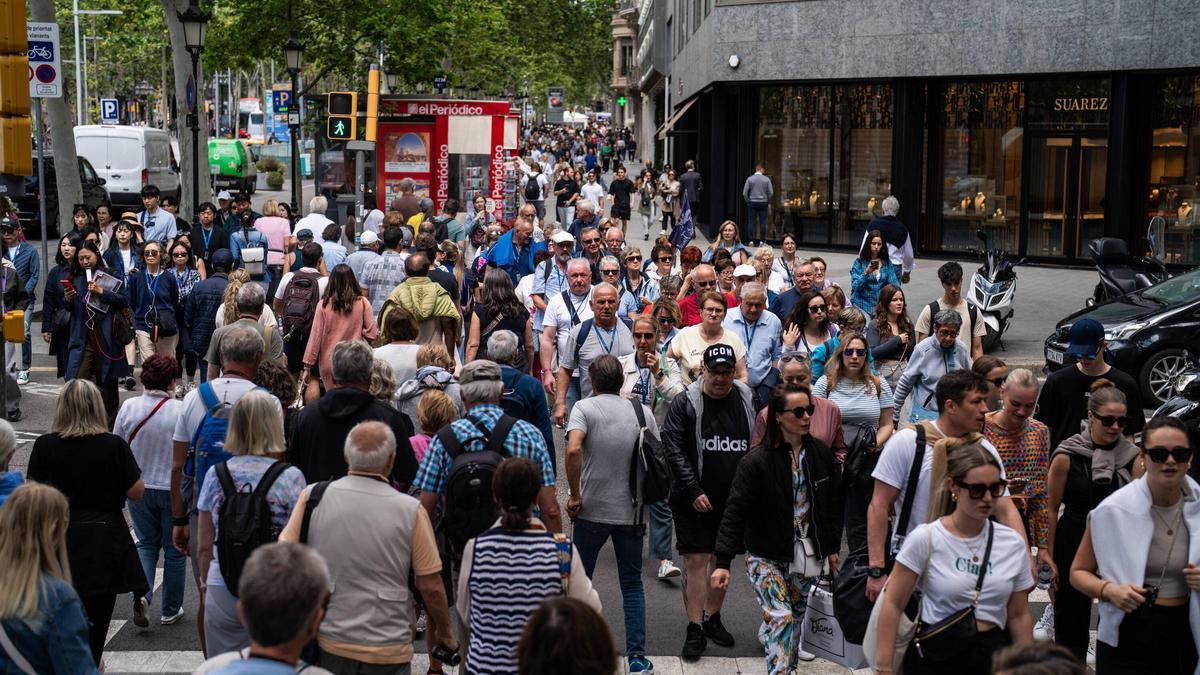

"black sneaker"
[681, 621, 706, 660]
[6, 409, 20, 423]
[702, 611, 735, 647]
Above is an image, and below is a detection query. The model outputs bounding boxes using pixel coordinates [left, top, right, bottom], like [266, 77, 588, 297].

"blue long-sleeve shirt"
[891, 336, 970, 420]
[850, 258, 902, 313]
[125, 268, 180, 332]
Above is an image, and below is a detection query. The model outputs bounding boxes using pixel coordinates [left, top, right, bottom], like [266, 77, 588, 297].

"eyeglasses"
[783, 403, 815, 418]
[1093, 414, 1128, 429]
[935, 329, 960, 339]
[1146, 446, 1193, 464]
[844, 348, 866, 357]
[633, 332, 656, 339]
[954, 479, 1008, 500]
[808, 304, 827, 314]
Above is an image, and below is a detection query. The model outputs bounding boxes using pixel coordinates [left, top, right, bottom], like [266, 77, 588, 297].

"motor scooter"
[1143, 362, 1200, 480]
[1086, 219, 1170, 306]
[966, 229, 1025, 353]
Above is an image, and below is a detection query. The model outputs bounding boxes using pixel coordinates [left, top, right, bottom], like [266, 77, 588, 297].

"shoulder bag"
[863, 526, 932, 672]
[912, 521, 994, 662]
[0, 621, 35, 675]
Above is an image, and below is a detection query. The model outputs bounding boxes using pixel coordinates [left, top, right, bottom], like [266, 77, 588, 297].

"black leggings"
[174, 337, 197, 378]
[903, 626, 1011, 675]
[662, 211, 676, 231]
[80, 593, 116, 665]
[1097, 603, 1197, 675]
[1053, 512, 1090, 661]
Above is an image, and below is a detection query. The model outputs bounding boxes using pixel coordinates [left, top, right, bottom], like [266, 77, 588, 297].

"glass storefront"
[1148, 75, 1200, 265]
[938, 82, 1024, 253]
[755, 83, 893, 247]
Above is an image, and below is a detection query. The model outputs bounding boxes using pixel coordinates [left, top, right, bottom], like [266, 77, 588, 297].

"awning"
[655, 96, 698, 140]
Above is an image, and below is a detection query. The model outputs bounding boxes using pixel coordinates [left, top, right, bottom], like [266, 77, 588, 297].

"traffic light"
[0, 0, 31, 177]
[326, 91, 356, 141]
[365, 66, 379, 143]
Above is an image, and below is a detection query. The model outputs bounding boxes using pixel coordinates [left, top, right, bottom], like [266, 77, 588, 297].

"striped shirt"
[812, 375, 894, 441]
[464, 528, 565, 673]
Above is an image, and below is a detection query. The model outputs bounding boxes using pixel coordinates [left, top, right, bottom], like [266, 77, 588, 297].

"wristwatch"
[867, 566, 886, 579]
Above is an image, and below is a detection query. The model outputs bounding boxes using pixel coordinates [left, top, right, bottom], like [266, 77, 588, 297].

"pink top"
[409, 434, 432, 463]
[303, 295, 379, 388]
[254, 216, 292, 266]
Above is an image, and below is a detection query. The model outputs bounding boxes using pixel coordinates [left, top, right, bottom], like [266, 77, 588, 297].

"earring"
[951, 493, 958, 502]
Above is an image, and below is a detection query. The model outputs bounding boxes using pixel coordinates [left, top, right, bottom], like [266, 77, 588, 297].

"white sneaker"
[174, 383, 186, 399]
[415, 609, 427, 634]
[657, 560, 682, 580]
[797, 649, 816, 662]
[1033, 604, 1054, 641]
[161, 608, 185, 625]
[15, 370, 28, 385]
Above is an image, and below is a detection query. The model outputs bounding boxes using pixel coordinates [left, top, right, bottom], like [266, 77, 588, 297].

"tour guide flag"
[670, 194, 694, 250]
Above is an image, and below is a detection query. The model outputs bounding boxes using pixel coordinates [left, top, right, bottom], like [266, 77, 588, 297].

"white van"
[73, 125, 182, 207]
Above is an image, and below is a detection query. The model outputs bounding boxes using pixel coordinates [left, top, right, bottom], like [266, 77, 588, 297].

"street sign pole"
[34, 100, 48, 315]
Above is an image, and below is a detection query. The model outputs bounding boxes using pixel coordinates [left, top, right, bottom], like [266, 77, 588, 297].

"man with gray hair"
[865, 194, 915, 283]
[768, 257, 817, 319]
[723, 281, 783, 409]
[280, 422, 458, 673]
[193, 542, 335, 674]
[489, 330, 555, 456]
[204, 281, 285, 380]
[555, 282, 634, 425]
[287, 340, 417, 485]
[892, 308, 970, 423]
[568, 198, 602, 245]
[415, 359, 560, 536]
[540, 257, 595, 410]
[295, 194, 334, 237]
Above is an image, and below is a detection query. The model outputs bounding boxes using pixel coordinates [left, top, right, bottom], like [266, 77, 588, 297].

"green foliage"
[266, 170, 284, 188]
[256, 157, 281, 172]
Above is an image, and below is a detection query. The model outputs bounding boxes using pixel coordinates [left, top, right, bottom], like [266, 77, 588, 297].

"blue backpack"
[185, 383, 258, 493]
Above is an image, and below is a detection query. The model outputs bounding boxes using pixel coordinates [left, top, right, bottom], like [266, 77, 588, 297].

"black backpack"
[281, 271, 322, 342]
[214, 461, 290, 597]
[523, 174, 542, 201]
[438, 413, 519, 555]
[628, 399, 671, 505]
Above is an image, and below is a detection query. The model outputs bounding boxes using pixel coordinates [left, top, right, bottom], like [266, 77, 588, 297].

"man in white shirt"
[914, 261, 986, 360]
[865, 369, 1026, 601]
[580, 170, 607, 213]
[139, 184, 177, 244]
[540, 258, 594, 414]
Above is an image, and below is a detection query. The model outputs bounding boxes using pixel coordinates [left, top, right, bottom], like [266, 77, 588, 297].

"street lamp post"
[283, 35, 304, 215]
[177, 0, 209, 223]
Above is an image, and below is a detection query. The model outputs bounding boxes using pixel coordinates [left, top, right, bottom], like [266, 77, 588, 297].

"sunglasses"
[808, 304, 827, 314]
[144, 250, 160, 257]
[954, 479, 1008, 500]
[627, 256, 642, 263]
[657, 257, 672, 263]
[656, 316, 676, 325]
[583, 238, 600, 245]
[989, 378, 1006, 388]
[844, 348, 866, 357]
[783, 404, 815, 418]
[601, 269, 620, 276]
[780, 353, 809, 364]
[633, 332, 656, 339]
[1093, 414, 1128, 428]
[695, 280, 717, 288]
[172, 252, 188, 258]
[1146, 446, 1193, 464]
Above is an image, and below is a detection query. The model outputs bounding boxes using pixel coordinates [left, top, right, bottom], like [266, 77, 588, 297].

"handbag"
[153, 308, 179, 337]
[912, 521, 994, 662]
[112, 307, 135, 347]
[863, 527, 932, 672]
[51, 307, 71, 334]
[801, 582, 868, 670]
[793, 523, 824, 578]
[627, 398, 671, 504]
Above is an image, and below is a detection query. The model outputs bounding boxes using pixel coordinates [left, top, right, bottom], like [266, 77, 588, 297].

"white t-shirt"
[374, 342, 421, 385]
[171, 378, 284, 444]
[914, 298, 987, 355]
[542, 289, 594, 373]
[213, 305, 278, 330]
[273, 267, 329, 301]
[667, 326, 747, 384]
[871, 422, 1007, 553]
[580, 182, 607, 205]
[895, 520, 1034, 627]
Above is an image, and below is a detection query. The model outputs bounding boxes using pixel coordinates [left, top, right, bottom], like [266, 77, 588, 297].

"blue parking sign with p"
[101, 98, 118, 123]
[274, 89, 291, 114]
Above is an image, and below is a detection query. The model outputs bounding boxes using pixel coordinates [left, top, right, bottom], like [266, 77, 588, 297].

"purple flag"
[669, 194, 694, 250]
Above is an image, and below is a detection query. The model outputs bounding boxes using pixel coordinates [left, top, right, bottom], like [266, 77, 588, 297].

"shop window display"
[1148, 75, 1200, 265]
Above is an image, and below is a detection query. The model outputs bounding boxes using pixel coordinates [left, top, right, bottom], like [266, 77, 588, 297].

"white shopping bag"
[801, 584, 869, 670]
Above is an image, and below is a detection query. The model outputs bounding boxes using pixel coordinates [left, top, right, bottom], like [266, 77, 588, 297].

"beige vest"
[309, 475, 419, 648]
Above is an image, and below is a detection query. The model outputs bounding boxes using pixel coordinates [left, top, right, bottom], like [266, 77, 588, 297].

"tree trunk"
[160, 0, 210, 220]
[28, 0, 82, 239]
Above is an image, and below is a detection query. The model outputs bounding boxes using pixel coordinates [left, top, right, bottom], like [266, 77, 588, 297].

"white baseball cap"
[550, 231, 576, 245]
[216, 190, 233, 202]
[359, 230, 379, 245]
[733, 264, 758, 278]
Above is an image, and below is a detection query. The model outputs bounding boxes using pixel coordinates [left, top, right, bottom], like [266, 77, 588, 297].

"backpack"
[499, 368, 534, 421]
[438, 413, 519, 555]
[572, 318, 595, 365]
[237, 228, 267, 278]
[281, 271, 322, 342]
[926, 301, 978, 341]
[523, 174, 542, 202]
[628, 398, 670, 505]
[214, 460, 290, 596]
[185, 383, 238, 491]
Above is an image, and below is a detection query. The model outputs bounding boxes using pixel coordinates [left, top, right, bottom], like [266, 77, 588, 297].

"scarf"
[1052, 423, 1139, 485]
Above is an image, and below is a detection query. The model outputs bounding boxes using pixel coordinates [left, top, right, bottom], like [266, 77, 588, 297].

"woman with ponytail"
[455, 457, 600, 673]
[873, 436, 1034, 674]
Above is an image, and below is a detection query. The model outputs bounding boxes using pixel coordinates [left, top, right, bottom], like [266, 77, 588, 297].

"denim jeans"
[647, 499, 674, 561]
[748, 202, 769, 241]
[20, 307, 31, 370]
[565, 375, 581, 416]
[128, 488, 186, 616]
[572, 518, 647, 657]
[198, 358, 209, 384]
[908, 403, 938, 423]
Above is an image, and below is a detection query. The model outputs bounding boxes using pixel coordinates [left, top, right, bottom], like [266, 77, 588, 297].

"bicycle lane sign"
[27, 22, 63, 98]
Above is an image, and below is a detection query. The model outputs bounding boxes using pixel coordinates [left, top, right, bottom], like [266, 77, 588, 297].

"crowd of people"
[0, 136, 1189, 675]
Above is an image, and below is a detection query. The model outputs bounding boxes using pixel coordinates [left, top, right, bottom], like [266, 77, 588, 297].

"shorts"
[671, 498, 725, 555]
[285, 338, 318, 377]
[612, 206, 632, 219]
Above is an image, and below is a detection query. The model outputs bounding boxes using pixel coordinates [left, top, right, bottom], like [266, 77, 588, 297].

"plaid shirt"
[414, 404, 555, 494]
[361, 250, 408, 316]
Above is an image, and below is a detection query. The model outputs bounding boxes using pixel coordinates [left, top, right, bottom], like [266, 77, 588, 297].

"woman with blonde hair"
[0, 483, 98, 673]
[195, 391, 305, 657]
[394, 342, 464, 429]
[873, 436, 1034, 674]
[703, 220, 750, 265]
[27, 379, 147, 665]
[215, 268, 279, 329]
[369, 357, 397, 402]
[409, 388, 457, 463]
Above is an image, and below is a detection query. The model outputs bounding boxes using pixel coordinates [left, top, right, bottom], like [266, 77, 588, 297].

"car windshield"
[1140, 268, 1200, 305]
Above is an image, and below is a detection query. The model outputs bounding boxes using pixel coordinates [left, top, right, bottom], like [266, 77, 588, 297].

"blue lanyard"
[144, 270, 160, 297]
[780, 257, 793, 285]
[594, 324, 617, 354]
[742, 318, 759, 350]
[174, 269, 189, 292]
[635, 355, 652, 406]
[200, 226, 213, 251]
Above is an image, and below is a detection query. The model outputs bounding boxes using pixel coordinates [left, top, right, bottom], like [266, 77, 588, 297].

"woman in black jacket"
[41, 232, 83, 378]
[711, 383, 842, 674]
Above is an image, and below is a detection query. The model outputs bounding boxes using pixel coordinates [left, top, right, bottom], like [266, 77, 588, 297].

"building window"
[693, 0, 701, 31]
[937, 81, 1025, 253]
[1148, 75, 1200, 265]
[754, 83, 893, 246]
[620, 41, 633, 77]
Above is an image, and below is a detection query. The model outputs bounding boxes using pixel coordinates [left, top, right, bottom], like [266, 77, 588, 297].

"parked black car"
[1044, 267, 1200, 406]
[14, 156, 110, 240]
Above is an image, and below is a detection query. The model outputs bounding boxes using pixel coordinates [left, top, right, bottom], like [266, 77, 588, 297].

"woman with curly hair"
[215, 269, 279, 329]
[301, 264, 377, 401]
[781, 289, 837, 356]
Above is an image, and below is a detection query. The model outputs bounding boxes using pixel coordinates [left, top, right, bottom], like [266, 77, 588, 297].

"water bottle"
[1037, 562, 1053, 590]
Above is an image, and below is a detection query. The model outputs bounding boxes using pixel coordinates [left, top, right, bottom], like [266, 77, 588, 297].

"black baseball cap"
[703, 344, 737, 369]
